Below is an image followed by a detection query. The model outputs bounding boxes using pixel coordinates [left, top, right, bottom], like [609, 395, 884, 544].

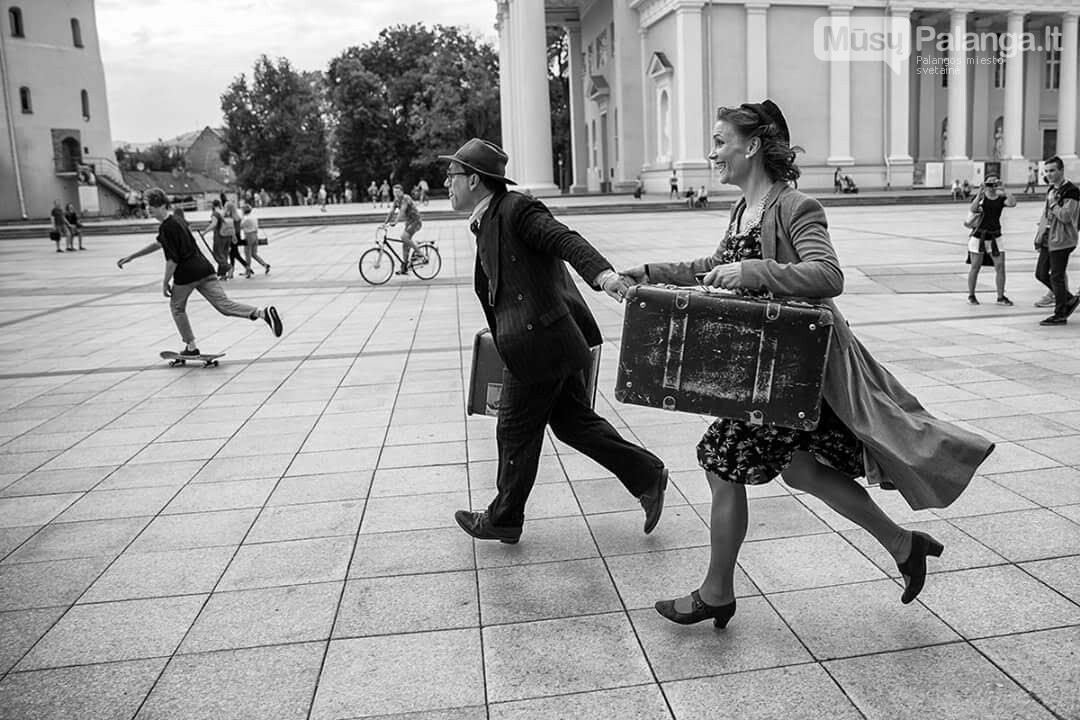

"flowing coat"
[645, 183, 995, 509]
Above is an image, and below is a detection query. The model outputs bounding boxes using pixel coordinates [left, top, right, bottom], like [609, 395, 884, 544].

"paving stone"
[0, 556, 112, 611]
[491, 685, 670, 720]
[630, 599, 812, 681]
[736, 532, 887, 593]
[0, 606, 66, 674]
[664, 664, 862, 720]
[267, 471, 371, 505]
[369, 463, 470, 497]
[473, 515, 600, 569]
[951, 508, 1080, 562]
[335, 571, 476, 637]
[0, 657, 165, 720]
[0, 466, 114, 496]
[841, 519, 1007, 577]
[349, 526, 475, 578]
[586, 506, 709, 556]
[191, 453, 293, 483]
[1020, 555, 1080, 603]
[605, 546, 757, 611]
[973, 626, 1080, 720]
[311, 630, 483, 719]
[361, 490, 467, 534]
[483, 613, 653, 702]
[95, 460, 203, 490]
[246, 499, 362, 543]
[917, 565, 1080, 638]
[80, 545, 235, 603]
[477, 558, 619, 625]
[129, 509, 257, 552]
[4, 517, 149, 564]
[218, 535, 353, 591]
[17, 594, 206, 669]
[179, 581, 341, 653]
[0, 493, 82, 528]
[136, 642, 323, 720]
[162, 477, 276, 514]
[0, 525, 37, 558]
[55, 486, 177, 522]
[987, 466, 1080, 506]
[824, 643, 1057, 720]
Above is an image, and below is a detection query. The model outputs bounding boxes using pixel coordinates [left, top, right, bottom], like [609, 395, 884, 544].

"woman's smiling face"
[708, 120, 752, 186]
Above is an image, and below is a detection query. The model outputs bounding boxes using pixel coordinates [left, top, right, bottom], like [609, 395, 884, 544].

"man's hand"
[699, 262, 743, 290]
[619, 265, 648, 286]
[598, 270, 630, 302]
[162, 282, 172, 298]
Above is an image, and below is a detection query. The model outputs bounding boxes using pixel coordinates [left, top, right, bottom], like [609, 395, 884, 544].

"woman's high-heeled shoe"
[897, 531, 944, 604]
[655, 590, 736, 628]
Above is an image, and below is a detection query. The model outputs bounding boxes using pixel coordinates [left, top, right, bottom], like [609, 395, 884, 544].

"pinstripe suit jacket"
[474, 191, 611, 382]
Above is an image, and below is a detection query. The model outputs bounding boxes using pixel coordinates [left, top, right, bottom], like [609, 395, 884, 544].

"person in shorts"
[383, 183, 424, 274]
[965, 176, 1016, 305]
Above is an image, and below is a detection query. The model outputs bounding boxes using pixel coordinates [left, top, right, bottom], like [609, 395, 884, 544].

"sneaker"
[996, 296, 1014, 306]
[967, 295, 979, 305]
[1034, 291, 1055, 308]
[181, 347, 201, 357]
[263, 306, 283, 337]
[1066, 295, 1080, 318]
[1039, 315, 1067, 326]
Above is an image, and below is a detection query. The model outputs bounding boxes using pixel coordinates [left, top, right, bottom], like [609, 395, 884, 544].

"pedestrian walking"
[1024, 163, 1038, 195]
[1033, 156, 1080, 326]
[116, 188, 282, 357]
[965, 176, 1015, 305]
[441, 138, 668, 544]
[240, 203, 270, 276]
[367, 181, 378, 207]
[379, 179, 391, 207]
[620, 100, 995, 629]
[318, 184, 328, 212]
[668, 170, 678, 199]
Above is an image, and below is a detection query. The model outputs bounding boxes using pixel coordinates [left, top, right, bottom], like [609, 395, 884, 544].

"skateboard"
[159, 351, 225, 368]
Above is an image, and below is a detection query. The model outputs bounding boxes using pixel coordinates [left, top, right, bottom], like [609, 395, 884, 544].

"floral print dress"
[695, 209, 866, 485]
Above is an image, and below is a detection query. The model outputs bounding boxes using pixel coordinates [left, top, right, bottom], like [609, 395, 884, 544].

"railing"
[86, 155, 125, 186]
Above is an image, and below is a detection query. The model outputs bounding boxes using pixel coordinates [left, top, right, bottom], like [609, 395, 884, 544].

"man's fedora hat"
[438, 139, 517, 185]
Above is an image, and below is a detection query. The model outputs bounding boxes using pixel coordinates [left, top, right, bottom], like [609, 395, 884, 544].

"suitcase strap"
[751, 302, 783, 420]
[661, 291, 691, 406]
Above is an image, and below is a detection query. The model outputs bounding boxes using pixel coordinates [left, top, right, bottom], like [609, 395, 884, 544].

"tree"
[114, 142, 183, 172]
[327, 24, 499, 191]
[220, 55, 329, 194]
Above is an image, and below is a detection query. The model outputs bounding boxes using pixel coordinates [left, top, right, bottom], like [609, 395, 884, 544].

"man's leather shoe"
[454, 510, 521, 544]
[640, 467, 669, 534]
[1066, 295, 1080, 318]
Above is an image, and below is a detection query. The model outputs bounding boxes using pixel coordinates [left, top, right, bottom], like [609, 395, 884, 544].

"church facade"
[495, 0, 1080, 195]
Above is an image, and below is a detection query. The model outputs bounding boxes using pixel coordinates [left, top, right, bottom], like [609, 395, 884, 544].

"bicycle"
[358, 225, 442, 285]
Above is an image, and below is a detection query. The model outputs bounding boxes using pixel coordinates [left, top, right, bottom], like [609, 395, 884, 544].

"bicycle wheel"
[410, 243, 442, 280]
[359, 247, 394, 285]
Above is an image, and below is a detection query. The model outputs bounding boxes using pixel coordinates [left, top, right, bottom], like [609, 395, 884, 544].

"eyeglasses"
[446, 171, 469, 181]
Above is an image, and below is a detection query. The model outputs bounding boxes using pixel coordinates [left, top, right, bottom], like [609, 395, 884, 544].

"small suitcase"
[614, 285, 833, 430]
[468, 328, 601, 416]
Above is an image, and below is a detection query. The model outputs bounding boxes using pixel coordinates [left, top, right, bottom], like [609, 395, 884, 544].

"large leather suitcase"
[467, 328, 602, 417]
[614, 286, 833, 430]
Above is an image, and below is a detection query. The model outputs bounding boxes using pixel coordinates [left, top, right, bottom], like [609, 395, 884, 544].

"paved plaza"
[1, 200, 1080, 719]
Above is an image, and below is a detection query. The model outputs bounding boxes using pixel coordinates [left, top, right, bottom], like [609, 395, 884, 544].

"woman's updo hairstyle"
[717, 100, 802, 183]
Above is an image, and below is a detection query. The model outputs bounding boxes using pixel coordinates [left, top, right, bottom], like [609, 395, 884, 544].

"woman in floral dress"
[621, 101, 995, 630]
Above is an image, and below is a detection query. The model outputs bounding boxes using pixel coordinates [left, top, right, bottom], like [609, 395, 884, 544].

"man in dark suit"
[441, 138, 668, 544]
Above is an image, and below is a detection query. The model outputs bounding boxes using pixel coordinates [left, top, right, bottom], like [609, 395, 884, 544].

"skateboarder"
[117, 187, 283, 358]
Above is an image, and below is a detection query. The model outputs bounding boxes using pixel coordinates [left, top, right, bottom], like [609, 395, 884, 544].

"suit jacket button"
[526, 323, 533, 330]
[510, 255, 517, 262]
[517, 293, 524, 301]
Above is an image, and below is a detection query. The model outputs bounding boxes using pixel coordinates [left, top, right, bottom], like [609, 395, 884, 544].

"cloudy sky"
[97, 0, 498, 144]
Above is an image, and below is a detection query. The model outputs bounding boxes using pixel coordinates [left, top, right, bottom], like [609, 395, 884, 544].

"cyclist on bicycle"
[383, 183, 423, 275]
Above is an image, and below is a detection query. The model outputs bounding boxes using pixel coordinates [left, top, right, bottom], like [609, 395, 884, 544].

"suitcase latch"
[675, 290, 690, 310]
[662, 395, 677, 410]
[747, 409, 764, 425]
[765, 303, 781, 321]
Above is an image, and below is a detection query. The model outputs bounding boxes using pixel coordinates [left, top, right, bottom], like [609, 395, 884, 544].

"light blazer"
[646, 182, 995, 510]
[474, 190, 612, 382]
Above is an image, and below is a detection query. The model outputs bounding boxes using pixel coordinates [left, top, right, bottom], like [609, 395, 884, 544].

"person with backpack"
[1033, 156, 1080, 326]
[116, 188, 282, 357]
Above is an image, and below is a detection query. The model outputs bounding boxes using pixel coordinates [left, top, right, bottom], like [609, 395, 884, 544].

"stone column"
[827, 5, 854, 167]
[745, 3, 769, 101]
[1001, 10, 1027, 184]
[639, 27, 651, 175]
[506, 0, 557, 194]
[496, 2, 517, 177]
[944, 9, 970, 183]
[1057, 11, 1078, 167]
[565, 23, 589, 193]
[887, 6, 914, 185]
[674, 1, 709, 178]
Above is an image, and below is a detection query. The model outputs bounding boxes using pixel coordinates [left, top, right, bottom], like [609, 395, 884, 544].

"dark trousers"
[1035, 245, 1075, 317]
[489, 367, 664, 528]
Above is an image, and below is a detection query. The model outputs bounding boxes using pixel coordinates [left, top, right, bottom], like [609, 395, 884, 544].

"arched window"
[19, 86, 31, 113]
[71, 18, 83, 47]
[80, 90, 90, 120]
[9, 7, 23, 37]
